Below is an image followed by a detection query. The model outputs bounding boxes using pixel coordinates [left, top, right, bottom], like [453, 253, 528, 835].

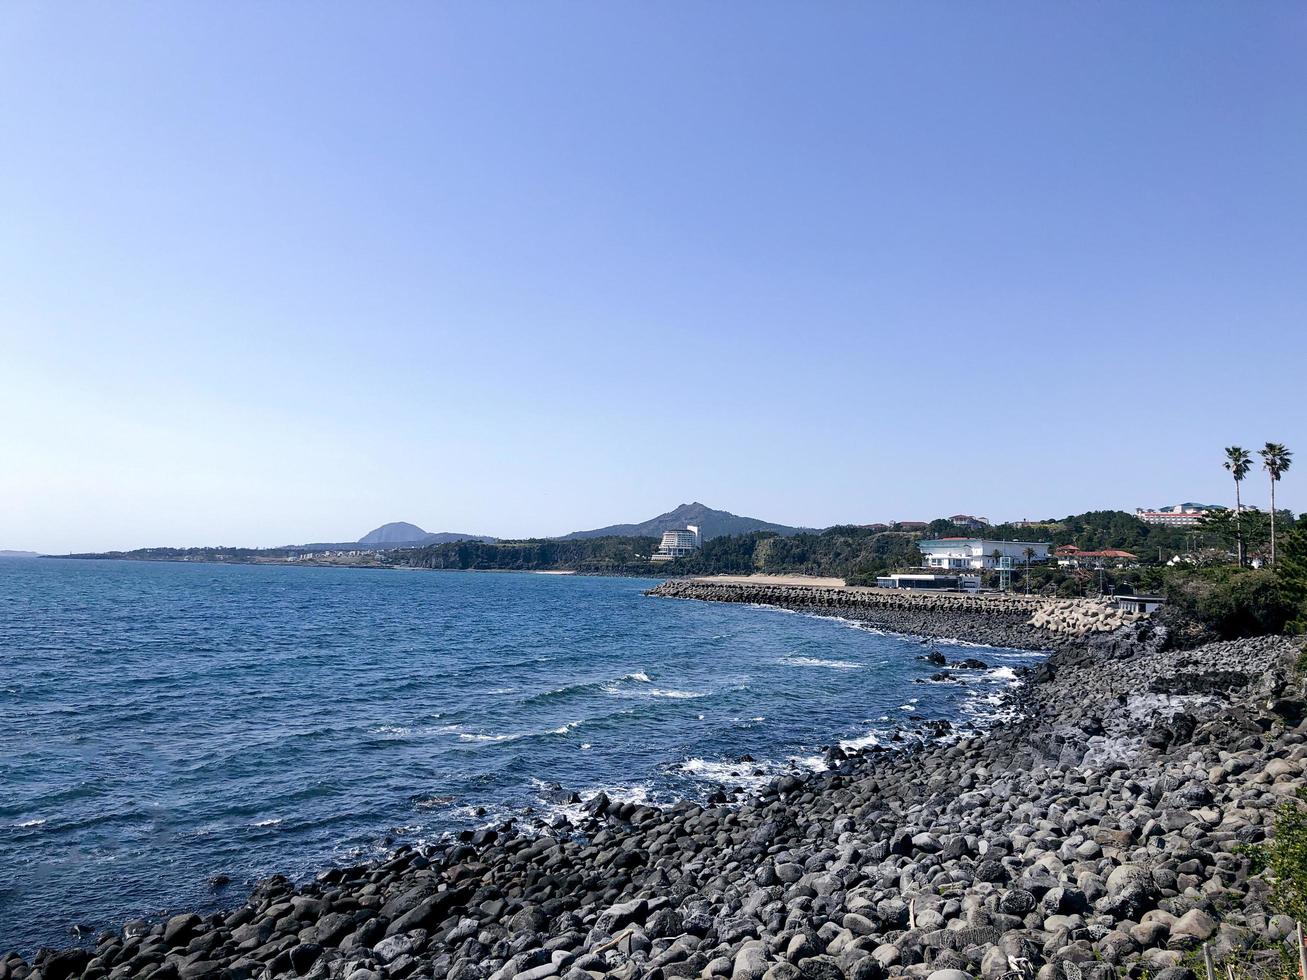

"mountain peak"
[357, 523, 496, 548]
[359, 522, 430, 545]
[561, 503, 810, 541]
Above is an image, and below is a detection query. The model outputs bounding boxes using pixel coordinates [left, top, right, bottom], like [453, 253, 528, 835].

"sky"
[2, 3, 1305, 553]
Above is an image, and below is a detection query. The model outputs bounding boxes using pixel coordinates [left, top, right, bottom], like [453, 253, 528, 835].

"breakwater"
[645, 580, 1144, 649]
[8, 632, 1304, 980]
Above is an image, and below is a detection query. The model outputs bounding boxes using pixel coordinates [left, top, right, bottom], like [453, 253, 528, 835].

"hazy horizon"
[3, 4, 1304, 554]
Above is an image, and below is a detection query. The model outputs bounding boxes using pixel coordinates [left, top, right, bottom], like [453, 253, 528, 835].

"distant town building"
[651, 525, 702, 562]
[918, 538, 1052, 570]
[1056, 546, 1139, 568]
[894, 521, 929, 531]
[1136, 504, 1218, 527]
[949, 514, 991, 529]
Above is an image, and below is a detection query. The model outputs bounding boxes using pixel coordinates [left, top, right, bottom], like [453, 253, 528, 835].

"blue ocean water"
[0, 558, 1041, 954]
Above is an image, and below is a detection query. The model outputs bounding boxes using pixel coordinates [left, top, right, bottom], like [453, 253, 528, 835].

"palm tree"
[1224, 446, 1252, 566]
[1260, 442, 1293, 566]
[1023, 546, 1035, 594]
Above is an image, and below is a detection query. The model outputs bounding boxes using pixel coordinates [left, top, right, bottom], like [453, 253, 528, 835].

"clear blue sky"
[2, 3, 1304, 552]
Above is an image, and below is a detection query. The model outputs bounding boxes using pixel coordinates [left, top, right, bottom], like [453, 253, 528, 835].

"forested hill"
[397, 510, 1246, 580]
[940, 511, 1196, 555]
[561, 502, 811, 541]
[399, 526, 922, 579]
[403, 536, 661, 574]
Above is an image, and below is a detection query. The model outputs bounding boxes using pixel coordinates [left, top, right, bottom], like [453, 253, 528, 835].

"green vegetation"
[1242, 787, 1307, 926]
[1225, 445, 1254, 567]
[668, 527, 921, 583]
[399, 527, 923, 581]
[1161, 567, 1299, 641]
[402, 536, 660, 575]
[983, 510, 1196, 556]
[1261, 443, 1294, 567]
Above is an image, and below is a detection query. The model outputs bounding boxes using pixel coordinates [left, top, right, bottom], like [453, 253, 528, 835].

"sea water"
[0, 558, 1042, 952]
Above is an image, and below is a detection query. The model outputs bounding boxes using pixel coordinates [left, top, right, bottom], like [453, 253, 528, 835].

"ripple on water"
[0, 559, 1044, 954]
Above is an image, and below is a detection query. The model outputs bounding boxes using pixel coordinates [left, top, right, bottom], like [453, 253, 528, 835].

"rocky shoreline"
[6, 620, 1306, 980]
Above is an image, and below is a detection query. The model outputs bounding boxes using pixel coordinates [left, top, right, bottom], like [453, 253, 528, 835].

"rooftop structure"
[650, 525, 701, 562]
[949, 514, 991, 529]
[918, 538, 1052, 570]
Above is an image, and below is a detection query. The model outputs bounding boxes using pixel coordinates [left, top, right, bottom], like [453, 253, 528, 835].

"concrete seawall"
[645, 578, 1144, 648]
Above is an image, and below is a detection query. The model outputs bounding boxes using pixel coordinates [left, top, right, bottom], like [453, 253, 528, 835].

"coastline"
[644, 577, 1145, 652]
[7, 604, 1306, 980]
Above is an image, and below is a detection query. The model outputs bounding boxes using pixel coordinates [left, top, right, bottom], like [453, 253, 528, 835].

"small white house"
[1112, 595, 1165, 615]
[918, 538, 1052, 570]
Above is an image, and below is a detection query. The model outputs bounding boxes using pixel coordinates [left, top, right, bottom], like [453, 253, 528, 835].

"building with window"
[1135, 504, 1218, 527]
[1112, 595, 1165, 615]
[876, 573, 981, 592]
[918, 538, 1051, 570]
[650, 525, 702, 562]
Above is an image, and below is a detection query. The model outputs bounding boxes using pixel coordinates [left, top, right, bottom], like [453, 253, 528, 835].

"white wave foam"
[988, 666, 1019, 684]
[535, 782, 655, 826]
[677, 757, 777, 790]
[780, 656, 864, 670]
[548, 720, 583, 735]
[580, 743, 592, 750]
[15, 818, 46, 828]
[790, 753, 830, 772]
[413, 795, 454, 810]
[625, 671, 651, 683]
[369, 725, 411, 737]
[603, 680, 706, 699]
[458, 732, 519, 743]
[840, 730, 882, 751]
[252, 818, 282, 827]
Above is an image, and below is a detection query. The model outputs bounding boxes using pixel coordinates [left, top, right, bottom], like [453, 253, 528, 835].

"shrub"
[1163, 568, 1297, 640]
[1241, 787, 1307, 925]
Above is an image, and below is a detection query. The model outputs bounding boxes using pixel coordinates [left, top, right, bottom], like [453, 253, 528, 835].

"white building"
[1112, 595, 1165, 615]
[1136, 504, 1214, 527]
[651, 525, 701, 562]
[876, 573, 981, 592]
[918, 538, 1051, 570]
